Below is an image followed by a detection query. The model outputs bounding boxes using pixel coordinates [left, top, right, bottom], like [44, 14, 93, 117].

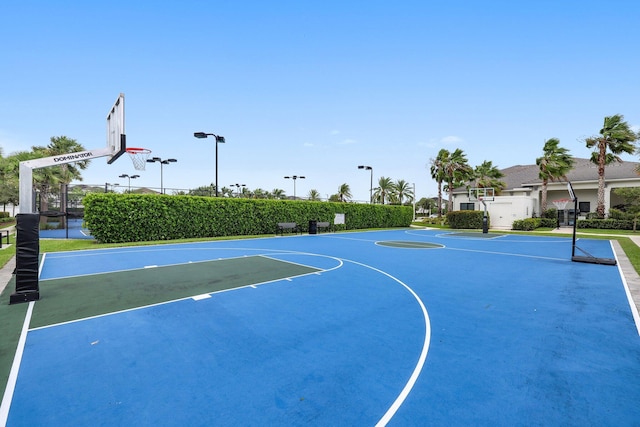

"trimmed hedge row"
[446, 210, 487, 229]
[83, 193, 413, 243]
[512, 218, 557, 231]
[577, 218, 634, 230]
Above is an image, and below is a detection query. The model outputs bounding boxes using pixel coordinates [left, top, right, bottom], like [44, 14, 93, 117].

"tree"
[394, 179, 413, 205]
[307, 189, 321, 201]
[613, 187, 640, 231]
[429, 149, 448, 217]
[536, 138, 574, 214]
[473, 160, 506, 193]
[189, 184, 215, 196]
[443, 148, 472, 212]
[585, 114, 639, 217]
[373, 176, 394, 204]
[253, 188, 268, 199]
[32, 136, 89, 184]
[416, 197, 436, 216]
[271, 188, 286, 200]
[337, 183, 352, 202]
[30, 136, 88, 217]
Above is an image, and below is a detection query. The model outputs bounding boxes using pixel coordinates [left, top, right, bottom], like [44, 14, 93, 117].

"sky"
[1, 0, 639, 202]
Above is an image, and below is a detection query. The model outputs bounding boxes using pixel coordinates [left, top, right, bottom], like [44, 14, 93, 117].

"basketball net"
[126, 148, 151, 171]
[552, 199, 570, 210]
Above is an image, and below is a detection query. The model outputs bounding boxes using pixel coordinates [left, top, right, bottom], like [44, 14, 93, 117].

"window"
[578, 201, 590, 213]
[460, 203, 475, 210]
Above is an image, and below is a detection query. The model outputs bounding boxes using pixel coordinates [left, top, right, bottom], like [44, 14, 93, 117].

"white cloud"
[340, 139, 357, 145]
[330, 130, 340, 135]
[304, 142, 314, 147]
[440, 135, 464, 144]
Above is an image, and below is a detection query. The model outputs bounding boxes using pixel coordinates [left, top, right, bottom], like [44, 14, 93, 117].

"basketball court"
[1, 229, 639, 426]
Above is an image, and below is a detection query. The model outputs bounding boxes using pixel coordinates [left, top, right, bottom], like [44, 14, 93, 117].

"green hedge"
[577, 218, 634, 230]
[446, 210, 487, 229]
[83, 194, 413, 243]
[512, 218, 557, 231]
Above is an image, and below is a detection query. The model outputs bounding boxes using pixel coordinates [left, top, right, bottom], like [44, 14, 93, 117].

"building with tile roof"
[452, 158, 640, 229]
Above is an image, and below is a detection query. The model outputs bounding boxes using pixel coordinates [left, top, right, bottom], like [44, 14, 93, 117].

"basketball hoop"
[126, 147, 151, 171]
[552, 199, 570, 210]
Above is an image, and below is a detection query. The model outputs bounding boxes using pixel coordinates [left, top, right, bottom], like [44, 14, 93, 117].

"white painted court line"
[331, 258, 431, 427]
[0, 301, 35, 426]
[192, 294, 211, 301]
[613, 241, 640, 336]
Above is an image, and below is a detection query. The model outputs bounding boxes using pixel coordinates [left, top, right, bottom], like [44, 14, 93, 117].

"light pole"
[146, 157, 177, 194]
[231, 183, 246, 197]
[358, 165, 373, 204]
[119, 174, 140, 192]
[284, 175, 305, 199]
[412, 182, 416, 221]
[104, 183, 120, 193]
[194, 132, 226, 197]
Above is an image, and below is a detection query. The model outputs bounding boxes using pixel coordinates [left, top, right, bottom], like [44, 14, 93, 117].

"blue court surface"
[39, 218, 93, 240]
[2, 229, 640, 426]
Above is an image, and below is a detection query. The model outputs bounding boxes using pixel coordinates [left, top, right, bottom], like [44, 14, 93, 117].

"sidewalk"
[0, 224, 15, 296]
[545, 226, 640, 247]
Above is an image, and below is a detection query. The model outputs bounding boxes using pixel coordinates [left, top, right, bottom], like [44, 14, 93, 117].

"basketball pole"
[567, 181, 616, 266]
[571, 194, 578, 258]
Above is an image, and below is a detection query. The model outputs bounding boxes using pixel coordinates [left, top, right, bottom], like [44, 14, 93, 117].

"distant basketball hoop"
[552, 199, 570, 210]
[126, 147, 152, 171]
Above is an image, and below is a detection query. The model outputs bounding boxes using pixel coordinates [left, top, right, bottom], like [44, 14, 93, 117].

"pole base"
[10, 291, 40, 304]
[571, 256, 617, 266]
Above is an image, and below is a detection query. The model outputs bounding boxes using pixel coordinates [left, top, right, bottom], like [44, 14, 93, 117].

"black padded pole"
[10, 213, 40, 304]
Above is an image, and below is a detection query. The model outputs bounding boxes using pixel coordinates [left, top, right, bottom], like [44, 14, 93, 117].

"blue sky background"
[1, 0, 639, 201]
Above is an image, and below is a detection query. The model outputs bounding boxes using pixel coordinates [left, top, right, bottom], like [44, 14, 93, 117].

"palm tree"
[429, 149, 448, 217]
[307, 189, 321, 201]
[253, 188, 268, 199]
[337, 183, 352, 202]
[394, 179, 414, 205]
[32, 136, 88, 185]
[585, 114, 638, 217]
[31, 136, 88, 218]
[473, 160, 506, 193]
[536, 138, 574, 214]
[241, 187, 253, 198]
[373, 176, 394, 204]
[443, 148, 472, 212]
[271, 188, 286, 199]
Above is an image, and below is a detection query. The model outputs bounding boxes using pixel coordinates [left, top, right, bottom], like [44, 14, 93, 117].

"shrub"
[577, 218, 634, 230]
[512, 218, 540, 231]
[542, 207, 557, 219]
[608, 208, 634, 220]
[539, 218, 557, 228]
[446, 210, 487, 229]
[83, 194, 413, 243]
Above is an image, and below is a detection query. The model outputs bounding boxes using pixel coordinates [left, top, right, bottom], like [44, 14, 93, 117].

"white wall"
[455, 194, 538, 229]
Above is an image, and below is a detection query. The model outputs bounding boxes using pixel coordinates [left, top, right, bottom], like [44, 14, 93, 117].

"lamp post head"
[131, 175, 140, 179]
[358, 165, 372, 171]
[194, 132, 225, 143]
[119, 174, 128, 178]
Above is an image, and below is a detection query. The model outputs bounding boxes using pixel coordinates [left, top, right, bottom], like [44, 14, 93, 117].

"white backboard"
[106, 93, 126, 163]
